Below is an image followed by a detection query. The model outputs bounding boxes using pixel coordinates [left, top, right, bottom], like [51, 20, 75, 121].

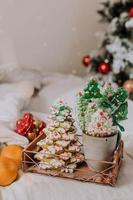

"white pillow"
[0, 81, 34, 123]
[42, 72, 67, 85]
[2, 67, 44, 89]
[0, 122, 29, 147]
[28, 74, 84, 113]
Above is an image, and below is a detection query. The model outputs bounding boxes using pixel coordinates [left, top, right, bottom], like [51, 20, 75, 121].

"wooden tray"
[22, 133, 123, 186]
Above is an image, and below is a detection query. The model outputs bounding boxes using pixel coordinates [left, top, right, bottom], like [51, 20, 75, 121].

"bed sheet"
[0, 74, 133, 200]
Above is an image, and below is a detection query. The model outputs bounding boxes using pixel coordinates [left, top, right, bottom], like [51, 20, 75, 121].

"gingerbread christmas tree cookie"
[35, 101, 84, 173]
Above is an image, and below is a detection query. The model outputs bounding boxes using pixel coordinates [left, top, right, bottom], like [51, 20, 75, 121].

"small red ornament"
[16, 113, 34, 135]
[15, 112, 46, 141]
[82, 55, 91, 67]
[129, 7, 133, 18]
[98, 62, 110, 74]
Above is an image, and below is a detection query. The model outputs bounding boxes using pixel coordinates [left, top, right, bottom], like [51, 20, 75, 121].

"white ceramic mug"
[83, 132, 120, 172]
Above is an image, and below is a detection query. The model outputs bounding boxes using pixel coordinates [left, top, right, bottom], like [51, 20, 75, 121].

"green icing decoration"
[77, 80, 128, 133]
[112, 102, 128, 122]
[77, 96, 86, 131]
[82, 80, 103, 101]
[52, 102, 71, 120]
[108, 88, 128, 108]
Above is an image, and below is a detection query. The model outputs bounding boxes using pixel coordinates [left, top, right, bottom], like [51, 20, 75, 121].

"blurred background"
[0, 0, 105, 75]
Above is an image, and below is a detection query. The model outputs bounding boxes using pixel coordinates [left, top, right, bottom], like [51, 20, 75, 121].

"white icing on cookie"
[55, 140, 70, 148]
[59, 152, 72, 160]
[68, 144, 80, 152]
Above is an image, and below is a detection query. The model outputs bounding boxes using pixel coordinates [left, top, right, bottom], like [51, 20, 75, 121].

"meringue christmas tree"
[35, 101, 84, 173]
[77, 79, 128, 135]
[77, 80, 102, 131]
